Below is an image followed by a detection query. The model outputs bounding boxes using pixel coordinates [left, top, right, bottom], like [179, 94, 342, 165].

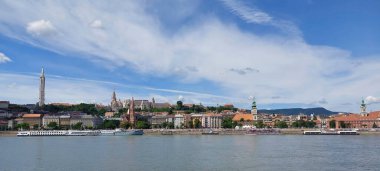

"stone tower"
[251, 97, 258, 120]
[39, 67, 45, 107]
[129, 97, 135, 128]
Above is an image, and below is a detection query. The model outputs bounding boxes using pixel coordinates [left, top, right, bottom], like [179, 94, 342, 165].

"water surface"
[1, 135, 379, 171]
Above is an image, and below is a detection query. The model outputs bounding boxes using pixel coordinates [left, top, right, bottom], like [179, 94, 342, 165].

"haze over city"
[1, 0, 380, 112]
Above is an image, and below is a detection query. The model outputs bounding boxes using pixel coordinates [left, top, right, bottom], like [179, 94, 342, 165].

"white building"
[202, 113, 222, 128]
[174, 114, 184, 129]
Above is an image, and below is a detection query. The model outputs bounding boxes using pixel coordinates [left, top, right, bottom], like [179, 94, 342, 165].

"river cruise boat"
[67, 130, 101, 136]
[17, 130, 101, 136]
[100, 129, 144, 136]
[303, 130, 359, 135]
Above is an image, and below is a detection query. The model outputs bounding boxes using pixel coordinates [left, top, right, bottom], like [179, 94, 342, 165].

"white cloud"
[0, 52, 11, 63]
[221, 0, 272, 24]
[365, 96, 380, 105]
[0, 1, 379, 112]
[221, 0, 301, 35]
[26, 19, 56, 36]
[89, 19, 103, 29]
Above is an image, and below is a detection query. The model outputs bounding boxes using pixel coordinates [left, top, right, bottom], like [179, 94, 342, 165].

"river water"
[1, 135, 379, 171]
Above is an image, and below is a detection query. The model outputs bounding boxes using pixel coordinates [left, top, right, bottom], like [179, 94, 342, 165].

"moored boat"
[303, 130, 359, 135]
[246, 128, 280, 135]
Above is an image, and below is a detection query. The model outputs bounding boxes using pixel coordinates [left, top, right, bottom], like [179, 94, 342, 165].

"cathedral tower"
[39, 67, 45, 107]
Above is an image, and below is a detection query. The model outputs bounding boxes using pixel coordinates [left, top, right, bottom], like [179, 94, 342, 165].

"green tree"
[329, 120, 336, 128]
[47, 122, 58, 130]
[275, 121, 288, 128]
[33, 124, 39, 130]
[221, 117, 233, 128]
[16, 123, 30, 130]
[167, 122, 175, 129]
[373, 122, 378, 128]
[339, 121, 346, 128]
[176, 101, 183, 110]
[161, 122, 168, 129]
[188, 121, 194, 128]
[255, 120, 265, 128]
[136, 121, 151, 129]
[168, 108, 173, 115]
[103, 120, 119, 129]
[120, 121, 131, 129]
[98, 108, 107, 116]
[72, 122, 83, 130]
[194, 119, 201, 128]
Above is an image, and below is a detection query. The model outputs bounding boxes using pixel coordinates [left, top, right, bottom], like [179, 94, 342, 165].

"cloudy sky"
[0, 0, 380, 112]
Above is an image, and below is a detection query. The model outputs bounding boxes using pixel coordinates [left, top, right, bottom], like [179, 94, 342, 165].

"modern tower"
[39, 67, 45, 107]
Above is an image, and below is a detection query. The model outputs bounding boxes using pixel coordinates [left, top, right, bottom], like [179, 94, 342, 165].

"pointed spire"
[41, 67, 45, 77]
[112, 90, 117, 101]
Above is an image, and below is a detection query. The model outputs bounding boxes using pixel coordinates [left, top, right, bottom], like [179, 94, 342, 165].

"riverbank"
[3, 129, 380, 136]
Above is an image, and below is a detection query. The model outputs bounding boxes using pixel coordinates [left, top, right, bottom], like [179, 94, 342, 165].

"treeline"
[42, 103, 106, 116]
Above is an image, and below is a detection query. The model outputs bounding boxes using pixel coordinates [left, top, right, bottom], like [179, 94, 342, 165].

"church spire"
[251, 97, 258, 120]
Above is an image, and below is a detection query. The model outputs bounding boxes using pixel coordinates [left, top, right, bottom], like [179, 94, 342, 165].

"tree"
[373, 122, 378, 128]
[47, 122, 58, 130]
[16, 123, 30, 130]
[329, 120, 336, 128]
[188, 121, 194, 128]
[221, 117, 233, 128]
[98, 108, 107, 116]
[33, 124, 39, 130]
[339, 121, 346, 128]
[161, 122, 168, 129]
[72, 122, 83, 130]
[176, 101, 183, 110]
[136, 121, 150, 129]
[275, 121, 288, 128]
[167, 122, 174, 129]
[194, 119, 201, 128]
[255, 120, 265, 128]
[103, 120, 119, 129]
[120, 121, 131, 129]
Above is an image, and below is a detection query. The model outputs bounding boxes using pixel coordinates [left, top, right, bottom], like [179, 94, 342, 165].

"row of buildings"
[9, 113, 103, 130]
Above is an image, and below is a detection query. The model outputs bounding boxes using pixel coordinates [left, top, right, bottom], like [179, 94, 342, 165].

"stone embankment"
[0, 131, 17, 137]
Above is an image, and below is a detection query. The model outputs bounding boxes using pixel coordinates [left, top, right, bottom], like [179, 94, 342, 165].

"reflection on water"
[1, 135, 380, 171]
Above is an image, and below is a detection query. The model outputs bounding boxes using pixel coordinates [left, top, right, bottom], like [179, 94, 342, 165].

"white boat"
[67, 130, 100, 136]
[100, 130, 116, 136]
[17, 130, 100, 136]
[100, 129, 144, 136]
[17, 130, 68, 136]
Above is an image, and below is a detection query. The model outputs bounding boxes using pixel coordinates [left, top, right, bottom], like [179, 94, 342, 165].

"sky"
[0, 0, 380, 113]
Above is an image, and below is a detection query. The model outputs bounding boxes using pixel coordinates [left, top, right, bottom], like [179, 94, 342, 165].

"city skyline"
[1, 0, 380, 112]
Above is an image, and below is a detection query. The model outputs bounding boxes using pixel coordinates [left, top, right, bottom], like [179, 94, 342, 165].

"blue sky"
[0, 0, 380, 112]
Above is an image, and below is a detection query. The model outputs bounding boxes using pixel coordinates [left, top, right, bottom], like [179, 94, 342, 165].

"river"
[1, 135, 379, 171]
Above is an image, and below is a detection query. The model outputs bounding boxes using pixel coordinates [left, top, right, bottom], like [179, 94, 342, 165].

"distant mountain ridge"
[257, 107, 338, 115]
